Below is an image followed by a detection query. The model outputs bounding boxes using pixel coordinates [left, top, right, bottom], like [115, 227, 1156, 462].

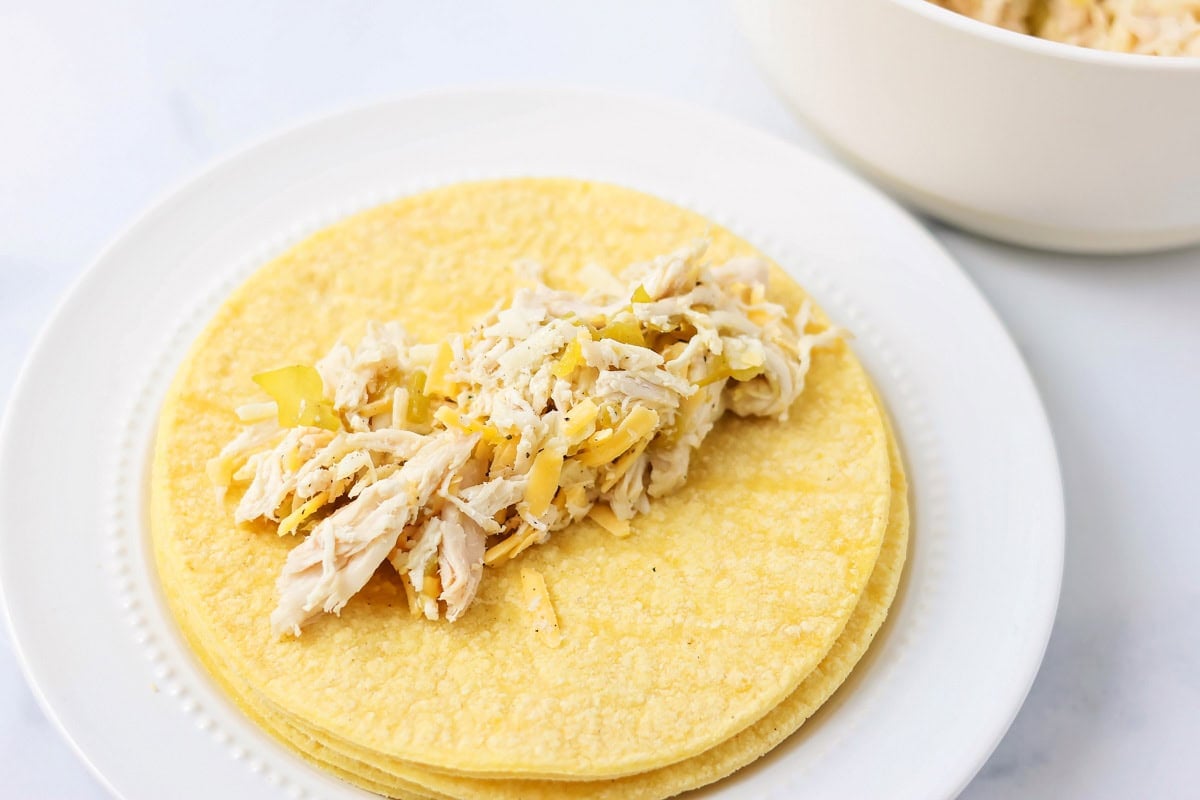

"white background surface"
[0, 2, 1196, 799]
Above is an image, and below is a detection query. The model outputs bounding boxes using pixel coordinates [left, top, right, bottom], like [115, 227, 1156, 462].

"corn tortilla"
[151, 178, 892, 779]
[161, 416, 906, 800]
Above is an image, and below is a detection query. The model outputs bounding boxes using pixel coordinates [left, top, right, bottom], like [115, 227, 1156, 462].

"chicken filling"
[933, 0, 1200, 56]
[208, 242, 839, 635]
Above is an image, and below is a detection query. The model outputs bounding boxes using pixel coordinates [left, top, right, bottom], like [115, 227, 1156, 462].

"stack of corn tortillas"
[151, 179, 909, 799]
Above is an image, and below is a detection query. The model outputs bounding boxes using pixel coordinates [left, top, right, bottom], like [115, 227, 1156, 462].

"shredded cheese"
[401, 573, 420, 616]
[600, 438, 650, 492]
[484, 531, 523, 565]
[520, 567, 562, 647]
[423, 341, 456, 397]
[235, 401, 278, 423]
[391, 387, 408, 428]
[278, 492, 330, 536]
[490, 439, 518, 475]
[523, 444, 566, 517]
[578, 406, 659, 466]
[206, 456, 236, 489]
[562, 398, 599, 444]
[587, 503, 632, 538]
[357, 396, 394, 418]
[433, 407, 509, 445]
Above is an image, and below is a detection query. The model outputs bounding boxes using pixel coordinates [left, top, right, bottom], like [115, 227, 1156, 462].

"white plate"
[0, 89, 1062, 800]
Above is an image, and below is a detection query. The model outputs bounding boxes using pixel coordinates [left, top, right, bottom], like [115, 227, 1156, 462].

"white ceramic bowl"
[735, 0, 1200, 253]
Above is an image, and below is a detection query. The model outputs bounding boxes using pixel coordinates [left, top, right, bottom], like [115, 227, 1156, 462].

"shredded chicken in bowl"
[935, 0, 1200, 56]
[208, 242, 839, 635]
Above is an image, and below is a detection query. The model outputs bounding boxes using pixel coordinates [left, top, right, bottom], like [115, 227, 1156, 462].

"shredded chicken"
[935, 0, 1200, 56]
[208, 241, 840, 635]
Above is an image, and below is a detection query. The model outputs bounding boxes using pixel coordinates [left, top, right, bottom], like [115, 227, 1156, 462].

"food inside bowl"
[933, 0, 1200, 55]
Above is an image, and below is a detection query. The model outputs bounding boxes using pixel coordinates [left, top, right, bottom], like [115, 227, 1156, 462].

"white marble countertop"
[2, 2, 1198, 797]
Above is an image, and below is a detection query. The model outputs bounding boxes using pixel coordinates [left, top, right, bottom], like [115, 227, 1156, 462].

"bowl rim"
[888, 0, 1200, 71]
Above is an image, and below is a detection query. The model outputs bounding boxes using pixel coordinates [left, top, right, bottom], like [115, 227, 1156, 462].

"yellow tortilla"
[161, 417, 906, 800]
[151, 178, 892, 780]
